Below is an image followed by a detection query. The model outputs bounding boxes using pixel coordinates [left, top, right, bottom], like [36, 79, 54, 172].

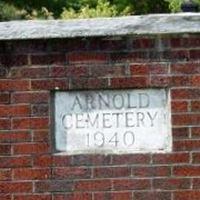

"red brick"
[170, 37, 181, 47]
[31, 53, 65, 65]
[174, 191, 200, 200]
[0, 182, 32, 193]
[11, 40, 48, 53]
[31, 104, 49, 116]
[14, 194, 51, 200]
[150, 76, 170, 87]
[99, 39, 126, 51]
[191, 101, 200, 112]
[171, 76, 191, 86]
[53, 167, 91, 179]
[133, 38, 155, 49]
[94, 192, 132, 200]
[13, 143, 50, 155]
[68, 52, 108, 64]
[11, 67, 49, 79]
[0, 54, 28, 67]
[0, 80, 30, 91]
[172, 114, 200, 126]
[35, 180, 73, 192]
[132, 166, 170, 177]
[71, 78, 108, 90]
[66, 38, 88, 51]
[110, 52, 148, 62]
[172, 127, 189, 139]
[185, 37, 200, 47]
[0, 195, 11, 200]
[171, 63, 200, 74]
[173, 166, 200, 176]
[169, 50, 189, 60]
[193, 178, 200, 189]
[0, 118, 10, 130]
[0, 131, 31, 143]
[13, 168, 51, 180]
[150, 64, 168, 74]
[12, 92, 49, 104]
[171, 37, 200, 48]
[33, 130, 49, 142]
[72, 155, 110, 166]
[63, 37, 88, 52]
[152, 153, 189, 164]
[130, 65, 149, 75]
[112, 154, 150, 165]
[0, 144, 11, 155]
[33, 155, 52, 167]
[134, 191, 171, 200]
[87, 77, 108, 89]
[0, 169, 11, 181]
[171, 101, 188, 112]
[31, 79, 68, 90]
[190, 50, 200, 59]
[171, 88, 200, 100]
[93, 167, 130, 178]
[192, 75, 200, 86]
[53, 193, 92, 200]
[0, 93, 10, 104]
[0, 156, 31, 168]
[191, 127, 200, 138]
[192, 152, 200, 163]
[50, 66, 67, 77]
[1, 33, 200, 198]
[153, 178, 190, 190]
[174, 140, 200, 151]
[53, 155, 72, 167]
[0, 105, 30, 117]
[111, 77, 149, 88]
[75, 180, 112, 191]
[90, 65, 125, 77]
[171, 89, 189, 99]
[113, 179, 150, 190]
[11, 117, 29, 129]
[50, 66, 89, 77]
[12, 117, 49, 130]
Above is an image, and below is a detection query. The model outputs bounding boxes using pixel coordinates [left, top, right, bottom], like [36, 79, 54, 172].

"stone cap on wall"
[0, 13, 200, 40]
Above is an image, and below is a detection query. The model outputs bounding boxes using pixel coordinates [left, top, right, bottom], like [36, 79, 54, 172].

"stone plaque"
[54, 89, 171, 154]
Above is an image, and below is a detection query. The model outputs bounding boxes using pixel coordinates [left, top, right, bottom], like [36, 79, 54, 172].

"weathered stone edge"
[0, 13, 200, 40]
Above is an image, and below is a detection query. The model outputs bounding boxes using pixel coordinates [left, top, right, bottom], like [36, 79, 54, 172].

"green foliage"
[110, 0, 133, 14]
[0, 1, 26, 21]
[25, 7, 53, 19]
[0, 0, 178, 21]
[4, 0, 66, 17]
[165, 0, 200, 12]
[61, 0, 126, 19]
[132, 0, 170, 14]
[165, 0, 182, 12]
[61, 0, 170, 19]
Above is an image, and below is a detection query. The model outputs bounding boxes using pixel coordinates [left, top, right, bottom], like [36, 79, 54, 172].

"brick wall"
[0, 34, 200, 200]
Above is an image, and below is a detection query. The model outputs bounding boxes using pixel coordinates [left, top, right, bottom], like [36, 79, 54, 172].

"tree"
[165, 0, 200, 12]
[1, 0, 198, 21]
[0, 0, 54, 21]
[0, 1, 25, 21]
[61, 0, 170, 19]
[61, 0, 127, 19]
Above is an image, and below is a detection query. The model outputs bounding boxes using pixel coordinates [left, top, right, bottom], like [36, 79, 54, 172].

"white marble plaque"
[54, 89, 171, 154]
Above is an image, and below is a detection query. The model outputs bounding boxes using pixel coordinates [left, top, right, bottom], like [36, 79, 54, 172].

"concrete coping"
[0, 13, 200, 40]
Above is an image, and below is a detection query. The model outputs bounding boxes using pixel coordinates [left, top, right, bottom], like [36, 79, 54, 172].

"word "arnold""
[71, 92, 150, 111]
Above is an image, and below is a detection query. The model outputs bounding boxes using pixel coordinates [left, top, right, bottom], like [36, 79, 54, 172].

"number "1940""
[86, 131, 135, 148]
